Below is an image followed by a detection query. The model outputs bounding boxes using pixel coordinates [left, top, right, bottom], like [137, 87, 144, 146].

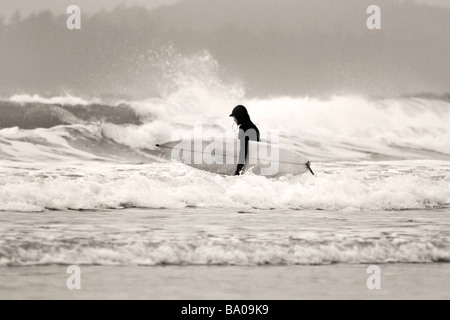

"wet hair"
[229, 105, 251, 125]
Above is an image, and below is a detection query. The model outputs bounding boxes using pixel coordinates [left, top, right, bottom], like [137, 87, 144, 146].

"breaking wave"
[1, 93, 450, 163]
[1, 220, 449, 266]
[0, 161, 449, 212]
[1, 49, 449, 213]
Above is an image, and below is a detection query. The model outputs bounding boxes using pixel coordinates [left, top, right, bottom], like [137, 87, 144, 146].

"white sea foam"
[100, 94, 450, 160]
[9, 94, 97, 106]
[1, 239, 449, 266]
[1, 51, 450, 213]
[2, 46, 450, 270]
[3, 94, 446, 163]
[0, 161, 448, 212]
[1, 207, 449, 266]
[2, 49, 449, 162]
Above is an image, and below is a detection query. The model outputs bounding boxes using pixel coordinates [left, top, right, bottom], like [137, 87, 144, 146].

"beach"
[2, 262, 450, 300]
[1, 207, 449, 300]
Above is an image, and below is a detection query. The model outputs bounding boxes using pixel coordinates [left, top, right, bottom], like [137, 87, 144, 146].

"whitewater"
[0, 93, 449, 213]
[1, 91, 449, 269]
[1, 52, 450, 270]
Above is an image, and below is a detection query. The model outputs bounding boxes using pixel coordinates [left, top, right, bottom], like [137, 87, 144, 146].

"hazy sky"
[0, 0, 180, 21]
[1, 0, 449, 98]
[0, 0, 449, 21]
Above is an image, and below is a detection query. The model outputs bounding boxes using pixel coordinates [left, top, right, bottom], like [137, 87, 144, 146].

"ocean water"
[1, 208, 450, 267]
[0, 91, 449, 268]
[1, 57, 450, 297]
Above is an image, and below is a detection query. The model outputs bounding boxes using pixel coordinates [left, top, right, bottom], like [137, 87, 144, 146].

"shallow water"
[1, 206, 450, 300]
[1, 207, 449, 267]
[0, 160, 449, 212]
[1, 264, 450, 300]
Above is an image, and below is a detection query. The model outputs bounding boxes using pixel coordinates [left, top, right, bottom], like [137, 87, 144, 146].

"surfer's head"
[229, 105, 251, 125]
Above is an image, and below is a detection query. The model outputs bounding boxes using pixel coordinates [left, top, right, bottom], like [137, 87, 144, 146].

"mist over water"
[1, 45, 449, 160]
[1, 0, 450, 98]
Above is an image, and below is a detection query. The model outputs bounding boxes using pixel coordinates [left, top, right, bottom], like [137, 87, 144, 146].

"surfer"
[230, 105, 260, 175]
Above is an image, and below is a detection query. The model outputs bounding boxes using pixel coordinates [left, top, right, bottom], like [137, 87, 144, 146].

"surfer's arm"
[235, 164, 244, 176]
[235, 135, 249, 175]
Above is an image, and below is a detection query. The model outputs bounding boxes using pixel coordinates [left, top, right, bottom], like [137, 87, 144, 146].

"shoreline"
[1, 264, 449, 300]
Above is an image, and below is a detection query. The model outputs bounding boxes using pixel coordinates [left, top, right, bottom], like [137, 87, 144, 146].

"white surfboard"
[156, 139, 314, 177]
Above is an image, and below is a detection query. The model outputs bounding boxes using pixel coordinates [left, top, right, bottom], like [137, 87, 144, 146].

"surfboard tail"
[306, 161, 315, 176]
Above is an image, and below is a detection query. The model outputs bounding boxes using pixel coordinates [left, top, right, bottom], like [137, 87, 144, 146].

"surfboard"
[156, 138, 314, 177]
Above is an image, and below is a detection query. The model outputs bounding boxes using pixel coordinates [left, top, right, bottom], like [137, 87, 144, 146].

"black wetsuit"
[230, 106, 260, 175]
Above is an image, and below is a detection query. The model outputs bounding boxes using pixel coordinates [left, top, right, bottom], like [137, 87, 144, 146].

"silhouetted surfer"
[230, 105, 260, 175]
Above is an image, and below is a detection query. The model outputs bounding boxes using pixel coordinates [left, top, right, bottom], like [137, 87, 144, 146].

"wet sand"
[1, 264, 449, 300]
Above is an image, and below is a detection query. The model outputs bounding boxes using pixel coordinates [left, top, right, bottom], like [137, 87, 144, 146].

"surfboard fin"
[306, 161, 315, 176]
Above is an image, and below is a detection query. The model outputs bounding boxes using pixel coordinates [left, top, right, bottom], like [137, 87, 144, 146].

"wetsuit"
[229, 105, 260, 175]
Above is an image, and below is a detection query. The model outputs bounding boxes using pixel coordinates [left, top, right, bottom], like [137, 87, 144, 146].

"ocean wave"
[1, 234, 449, 266]
[0, 162, 448, 212]
[1, 46, 449, 163]
[1, 92, 449, 162]
[0, 100, 142, 130]
[9, 94, 96, 106]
